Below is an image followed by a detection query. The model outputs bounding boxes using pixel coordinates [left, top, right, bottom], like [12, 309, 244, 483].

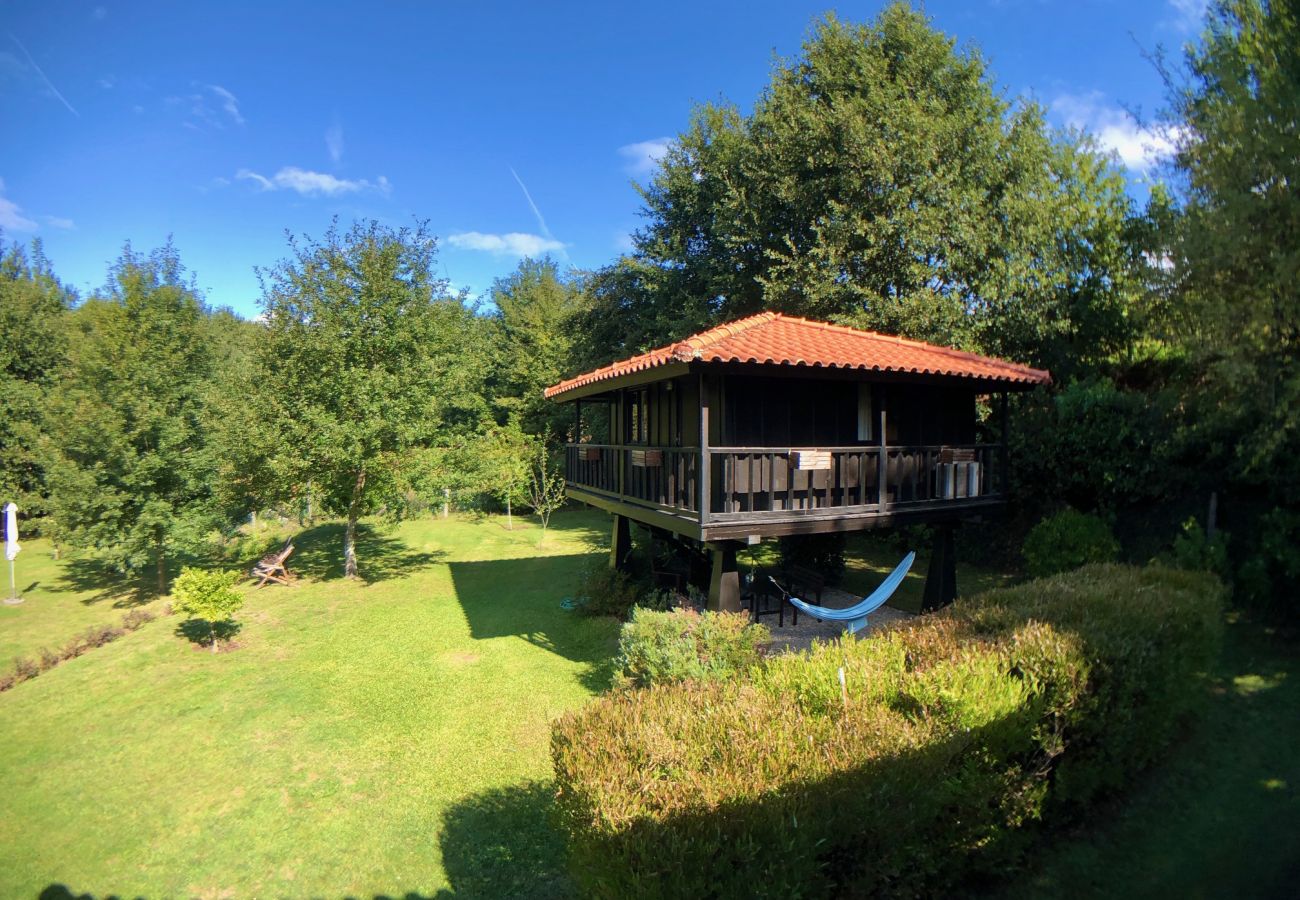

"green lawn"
[985, 612, 1300, 900]
[2, 511, 1295, 897]
[0, 509, 619, 898]
[0, 538, 170, 665]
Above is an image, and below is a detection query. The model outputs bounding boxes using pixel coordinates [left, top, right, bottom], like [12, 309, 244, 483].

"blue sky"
[1, 1, 1206, 317]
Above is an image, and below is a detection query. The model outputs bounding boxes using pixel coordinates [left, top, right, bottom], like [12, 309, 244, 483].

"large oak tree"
[254, 220, 481, 578]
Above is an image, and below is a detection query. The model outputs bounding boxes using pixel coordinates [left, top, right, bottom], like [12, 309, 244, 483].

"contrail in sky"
[508, 165, 567, 259]
[10, 33, 79, 117]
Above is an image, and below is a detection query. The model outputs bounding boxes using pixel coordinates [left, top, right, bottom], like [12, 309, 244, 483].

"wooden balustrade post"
[877, 387, 888, 510]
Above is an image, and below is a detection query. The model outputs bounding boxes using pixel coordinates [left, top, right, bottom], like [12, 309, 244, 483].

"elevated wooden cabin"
[544, 313, 1050, 612]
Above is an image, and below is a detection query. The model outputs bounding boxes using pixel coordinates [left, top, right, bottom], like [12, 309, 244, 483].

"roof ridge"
[673, 311, 776, 358]
[774, 314, 1049, 379]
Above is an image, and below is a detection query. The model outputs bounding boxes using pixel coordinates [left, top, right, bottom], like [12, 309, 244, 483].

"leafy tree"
[172, 567, 244, 653]
[254, 220, 485, 578]
[487, 257, 587, 439]
[44, 243, 222, 593]
[0, 237, 72, 517]
[477, 419, 535, 529]
[588, 6, 1143, 379]
[1165, 0, 1300, 502]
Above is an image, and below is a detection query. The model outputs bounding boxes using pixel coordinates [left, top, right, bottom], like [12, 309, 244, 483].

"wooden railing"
[564, 443, 1003, 523]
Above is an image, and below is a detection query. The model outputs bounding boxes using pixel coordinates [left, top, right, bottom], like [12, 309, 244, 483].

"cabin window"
[856, 383, 873, 441]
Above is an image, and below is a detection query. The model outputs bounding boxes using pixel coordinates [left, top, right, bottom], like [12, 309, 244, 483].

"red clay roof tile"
[543, 312, 1050, 399]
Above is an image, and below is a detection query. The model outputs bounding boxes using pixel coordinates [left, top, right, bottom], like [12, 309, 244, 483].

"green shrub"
[172, 567, 244, 651]
[1172, 517, 1230, 578]
[616, 608, 770, 688]
[1236, 507, 1300, 620]
[552, 565, 1223, 898]
[778, 531, 847, 584]
[1023, 508, 1119, 577]
[570, 563, 645, 619]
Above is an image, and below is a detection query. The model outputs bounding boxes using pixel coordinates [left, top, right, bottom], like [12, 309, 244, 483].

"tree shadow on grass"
[287, 522, 445, 584]
[433, 781, 571, 899]
[58, 558, 158, 609]
[173, 617, 243, 649]
[448, 551, 620, 693]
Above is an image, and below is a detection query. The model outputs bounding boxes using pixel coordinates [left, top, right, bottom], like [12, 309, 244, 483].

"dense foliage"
[553, 565, 1224, 897]
[615, 608, 769, 688]
[42, 245, 226, 593]
[580, 6, 1144, 382]
[249, 220, 489, 578]
[1022, 509, 1121, 578]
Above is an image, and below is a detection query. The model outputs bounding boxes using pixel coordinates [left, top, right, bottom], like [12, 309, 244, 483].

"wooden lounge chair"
[252, 542, 295, 587]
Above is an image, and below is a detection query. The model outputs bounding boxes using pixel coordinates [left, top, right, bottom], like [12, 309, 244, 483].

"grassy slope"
[4, 511, 1296, 897]
[0, 509, 618, 898]
[0, 538, 169, 664]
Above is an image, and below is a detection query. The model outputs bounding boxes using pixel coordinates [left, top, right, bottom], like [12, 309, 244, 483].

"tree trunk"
[506, 493, 513, 530]
[344, 469, 366, 579]
[210, 621, 218, 654]
[156, 546, 167, 596]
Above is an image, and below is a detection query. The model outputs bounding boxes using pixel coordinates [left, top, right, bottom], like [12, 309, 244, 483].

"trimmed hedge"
[552, 565, 1223, 898]
[615, 609, 770, 688]
[1023, 508, 1120, 577]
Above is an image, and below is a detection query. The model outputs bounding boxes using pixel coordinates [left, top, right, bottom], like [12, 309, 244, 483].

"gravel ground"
[757, 586, 914, 654]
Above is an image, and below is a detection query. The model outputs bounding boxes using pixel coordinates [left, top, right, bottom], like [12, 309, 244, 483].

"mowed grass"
[0, 509, 619, 898]
[0, 538, 169, 664]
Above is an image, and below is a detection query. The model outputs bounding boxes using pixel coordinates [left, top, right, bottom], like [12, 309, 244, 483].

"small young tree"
[480, 421, 534, 529]
[527, 444, 566, 543]
[171, 567, 244, 653]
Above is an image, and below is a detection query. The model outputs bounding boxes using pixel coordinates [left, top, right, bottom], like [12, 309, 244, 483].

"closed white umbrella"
[4, 502, 21, 605]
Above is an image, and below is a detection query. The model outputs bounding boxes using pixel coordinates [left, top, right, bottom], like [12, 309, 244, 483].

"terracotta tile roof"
[544, 312, 1051, 399]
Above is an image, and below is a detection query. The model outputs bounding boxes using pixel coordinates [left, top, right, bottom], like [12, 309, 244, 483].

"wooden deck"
[564, 442, 1006, 541]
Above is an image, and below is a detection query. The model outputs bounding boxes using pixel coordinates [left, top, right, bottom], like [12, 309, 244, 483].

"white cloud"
[98, 75, 115, 89]
[0, 179, 46, 232]
[207, 84, 244, 125]
[618, 137, 673, 176]
[446, 231, 566, 257]
[1167, 0, 1208, 31]
[41, 214, 74, 229]
[235, 166, 391, 197]
[1050, 92, 1181, 171]
[92, 6, 108, 21]
[325, 121, 344, 164]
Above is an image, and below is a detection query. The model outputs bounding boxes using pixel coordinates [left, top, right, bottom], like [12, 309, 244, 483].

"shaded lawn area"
[983, 613, 1300, 900]
[0, 508, 617, 898]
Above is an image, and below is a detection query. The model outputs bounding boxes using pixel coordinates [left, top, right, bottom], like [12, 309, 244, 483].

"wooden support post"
[999, 391, 1010, 497]
[574, 399, 582, 443]
[877, 386, 888, 510]
[707, 542, 742, 613]
[699, 373, 711, 524]
[610, 513, 632, 572]
[921, 525, 957, 613]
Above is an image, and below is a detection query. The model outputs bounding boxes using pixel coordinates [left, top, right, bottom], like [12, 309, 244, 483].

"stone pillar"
[707, 542, 742, 613]
[610, 514, 632, 572]
[921, 524, 957, 613]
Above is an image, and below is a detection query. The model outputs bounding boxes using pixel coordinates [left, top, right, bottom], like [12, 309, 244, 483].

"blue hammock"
[777, 551, 916, 635]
